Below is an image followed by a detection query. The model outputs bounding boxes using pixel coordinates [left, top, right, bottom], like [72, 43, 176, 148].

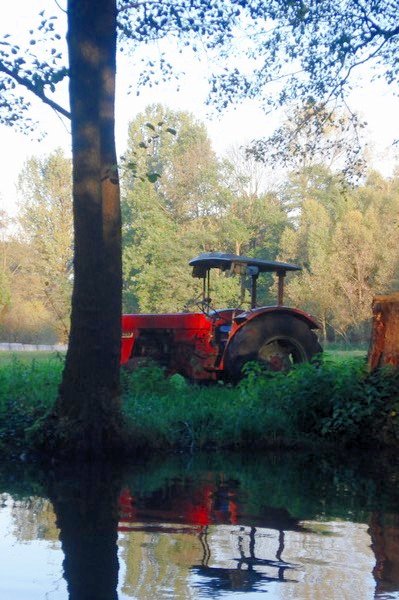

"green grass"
[0, 354, 63, 454]
[323, 349, 367, 363]
[0, 352, 397, 457]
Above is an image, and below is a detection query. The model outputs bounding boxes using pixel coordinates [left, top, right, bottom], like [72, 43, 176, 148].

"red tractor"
[121, 252, 322, 382]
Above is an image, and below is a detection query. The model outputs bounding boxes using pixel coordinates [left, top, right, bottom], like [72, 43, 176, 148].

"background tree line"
[3, 104, 399, 346]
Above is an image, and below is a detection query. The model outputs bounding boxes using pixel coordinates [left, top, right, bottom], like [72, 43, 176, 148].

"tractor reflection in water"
[121, 252, 322, 382]
[118, 477, 300, 594]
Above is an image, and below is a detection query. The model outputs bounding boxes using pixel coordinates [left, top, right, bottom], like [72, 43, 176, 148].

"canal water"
[1, 451, 399, 599]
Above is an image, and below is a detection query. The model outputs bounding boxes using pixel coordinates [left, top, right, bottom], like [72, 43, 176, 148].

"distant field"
[322, 348, 367, 363]
[0, 351, 65, 364]
[0, 348, 367, 365]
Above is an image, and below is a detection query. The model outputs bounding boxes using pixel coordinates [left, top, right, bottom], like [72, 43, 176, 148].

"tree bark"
[51, 0, 125, 457]
[368, 292, 399, 370]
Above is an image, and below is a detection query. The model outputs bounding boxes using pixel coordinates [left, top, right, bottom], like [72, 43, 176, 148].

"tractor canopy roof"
[189, 252, 301, 278]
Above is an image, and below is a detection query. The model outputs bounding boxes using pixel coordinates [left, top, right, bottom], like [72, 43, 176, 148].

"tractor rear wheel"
[224, 314, 322, 381]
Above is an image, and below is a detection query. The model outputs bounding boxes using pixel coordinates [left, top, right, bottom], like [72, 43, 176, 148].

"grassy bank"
[0, 351, 398, 456]
[121, 356, 399, 451]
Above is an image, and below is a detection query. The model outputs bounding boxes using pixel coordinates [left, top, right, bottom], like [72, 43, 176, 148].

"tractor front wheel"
[224, 314, 322, 381]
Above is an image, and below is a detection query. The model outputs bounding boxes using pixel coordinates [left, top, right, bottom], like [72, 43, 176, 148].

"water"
[1, 452, 399, 599]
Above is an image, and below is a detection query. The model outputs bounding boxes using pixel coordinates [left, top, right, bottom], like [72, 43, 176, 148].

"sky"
[1, 1, 399, 217]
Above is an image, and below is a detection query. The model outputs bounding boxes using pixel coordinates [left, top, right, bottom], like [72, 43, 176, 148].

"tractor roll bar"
[277, 271, 285, 306]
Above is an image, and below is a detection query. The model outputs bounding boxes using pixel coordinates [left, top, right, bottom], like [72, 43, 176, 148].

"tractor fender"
[237, 306, 320, 329]
[224, 306, 319, 359]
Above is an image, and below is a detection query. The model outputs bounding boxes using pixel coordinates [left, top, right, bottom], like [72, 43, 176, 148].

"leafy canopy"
[1, 2, 398, 128]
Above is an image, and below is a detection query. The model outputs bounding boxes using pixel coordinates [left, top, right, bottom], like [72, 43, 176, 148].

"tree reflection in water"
[45, 462, 123, 600]
[370, 512, 399, 596]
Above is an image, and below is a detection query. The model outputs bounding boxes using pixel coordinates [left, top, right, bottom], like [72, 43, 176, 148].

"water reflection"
[191, 526, 296, 594]
[370, 512, 399, 596]
[118, 468, 303, 597]
[46, 462, 122, 600]
[1, 453, 399, 598]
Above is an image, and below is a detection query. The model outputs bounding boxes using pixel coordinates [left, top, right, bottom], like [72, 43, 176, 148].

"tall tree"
[52, 0, 124, 456]
[279, 195, 336, 340]
[121, 106, 290, 312]
[122, 106, 233, 312]
[17, 150, 73, 342]
[0, 1, 125, 456]
[279, 166, 399, 342]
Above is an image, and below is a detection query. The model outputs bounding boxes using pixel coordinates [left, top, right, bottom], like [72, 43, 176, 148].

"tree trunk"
[368, 292, 399, 370]
[50, 0, 125, 457]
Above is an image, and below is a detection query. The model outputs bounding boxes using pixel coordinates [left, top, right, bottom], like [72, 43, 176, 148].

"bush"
[121, 357, 399, 450]
[239, 357, 399, 446]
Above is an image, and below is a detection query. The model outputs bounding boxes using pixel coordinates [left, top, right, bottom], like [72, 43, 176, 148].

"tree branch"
[0, 61, 71, 120]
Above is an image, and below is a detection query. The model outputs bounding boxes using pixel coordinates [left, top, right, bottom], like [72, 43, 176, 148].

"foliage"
[121, 358, 399, 451]
[0, 354, 63, 454]
[2, 2, 393, 181]
[0, 301, 58, 344]
[239, 358, 399, 445]
[3, 2, 396, 120]
[204, 1, 399, 104]
[247, 103, 368, 181]
[121, 105, 287, 312]
[6, 120, 399, 345]
[0, 216, 66, 343]
[0, 353, 398, 456]
[279, 167, 399, 342]
[208, 1, 398, 170]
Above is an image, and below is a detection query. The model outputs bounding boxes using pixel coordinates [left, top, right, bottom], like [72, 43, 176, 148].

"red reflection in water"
[118, 481, 239, 530]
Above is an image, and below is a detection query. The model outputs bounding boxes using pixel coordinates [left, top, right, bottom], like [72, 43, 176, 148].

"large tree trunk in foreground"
[368, 292, 399, 370]
[50, 0, 125, 457]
